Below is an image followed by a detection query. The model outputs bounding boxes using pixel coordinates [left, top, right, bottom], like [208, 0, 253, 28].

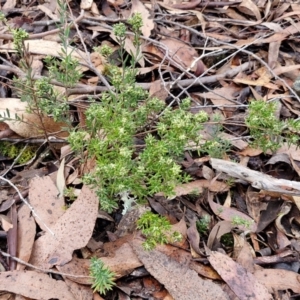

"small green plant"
[0, 142, 36, 164]
[201, 113, 231, 158]
[63, 187, 77, 201]
[137, 211, 182, 250]
[6, 0, 80, 126]
[89, 257, 116, 295]
[246, 100, 300, 152]
[196, 215, 210, 235]
[220, 233, 234, 248]
[69, 14, 208, 212]
[231, 215, 253, 229]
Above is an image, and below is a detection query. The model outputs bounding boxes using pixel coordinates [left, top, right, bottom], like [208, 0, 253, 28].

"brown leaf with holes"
[208, 251, 272, 300]
[254, 269, 300, 293]
[131, 238, 229, 300]
[29, 176, 65, 232]
[0, 270, 74, 299]
[29, 185, 98, 268]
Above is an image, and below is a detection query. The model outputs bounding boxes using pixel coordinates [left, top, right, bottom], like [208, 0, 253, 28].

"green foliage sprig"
[69, 14, 209, 212]
[89, 257, 116, 295]
[196, 215, 210, 235]
[8, 0, 81, 125]
[201, 113, 231, 158]
[0, 142, 36, 164]
[246, 100, 300, 152]
[137, 211, 182, 250]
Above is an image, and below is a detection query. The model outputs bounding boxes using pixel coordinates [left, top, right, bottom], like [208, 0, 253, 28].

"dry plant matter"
[1, 0, 300, 299]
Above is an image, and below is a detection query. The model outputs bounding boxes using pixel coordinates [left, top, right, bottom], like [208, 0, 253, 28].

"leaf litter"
[1, 0, 300, 299]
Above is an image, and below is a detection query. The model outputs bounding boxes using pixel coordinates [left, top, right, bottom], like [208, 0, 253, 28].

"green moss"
[0, 142, 37, 164]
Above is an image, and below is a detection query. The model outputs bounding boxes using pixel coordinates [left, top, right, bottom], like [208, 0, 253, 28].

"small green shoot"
[137, 211, 182, 250]
[231, 216, 253, 229]
[246, 100, 300, 152]
[89, 257, 116, 295]
[196, 215, 210, 235]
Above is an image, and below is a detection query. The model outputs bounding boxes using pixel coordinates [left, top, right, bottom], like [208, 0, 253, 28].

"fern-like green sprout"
[89, 257, 116, 295]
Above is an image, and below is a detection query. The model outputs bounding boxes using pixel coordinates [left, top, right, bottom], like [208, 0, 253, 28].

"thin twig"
[0, 250, 91, 279]
[0, 176, 55, 236]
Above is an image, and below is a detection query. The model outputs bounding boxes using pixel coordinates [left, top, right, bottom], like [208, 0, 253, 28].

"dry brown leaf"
[237, 0, 261, 20]
[268, 41, 281, 67]
[29, 176, 65, 231]
[0, 270, 74, 300]
[37, 4, 57, 20]
[64, 277, 94, 299]
[57, 256, 91, 284]
[156, 179, 229, 197]
[208, 192, 257, 232]
[80, 0, 93, 9]
[234, 235, 255, 273]
[254, 269, 300, 293]
[196, 85, 241, 108]
[208, 251, 272, 300]
[0, 98, 68, 138]
[274, 64, 300, 76]
[147, 38, 203, 75]
[56, 157, 66, 198]
[29, 185, 98, 268]
[207, 220, 235, 250]
[233, 66, 274, 87]
[131, 239, 230, 300]
[59, 237, 143, 284]
[3, 0, 16, 10]
[17, 205, 36, 270]
[238, 146, 263, 156]
[98, 236, 143, 277]
[276, 143, 300, 161]
[0, 214, 13, 231]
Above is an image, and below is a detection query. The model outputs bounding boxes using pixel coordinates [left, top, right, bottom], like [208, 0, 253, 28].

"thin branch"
[0, 250, 91, 279]
[0, 176, 55, 236]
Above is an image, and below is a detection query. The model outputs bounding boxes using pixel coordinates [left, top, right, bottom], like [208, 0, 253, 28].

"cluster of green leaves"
[246, 100, 300, 152]
[89, 257, 116, 295]
[0, 142, 36, 164]
[201, 113, 231, 158]
[7, 0, 81, 124]
[69, 14, 208, 212]
[137, 211, 182, 250]
[196, 215, 210, 235]
[231, 215, 253, 229]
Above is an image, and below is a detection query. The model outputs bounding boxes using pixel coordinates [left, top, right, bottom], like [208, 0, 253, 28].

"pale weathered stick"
[210, 158, 300, 195]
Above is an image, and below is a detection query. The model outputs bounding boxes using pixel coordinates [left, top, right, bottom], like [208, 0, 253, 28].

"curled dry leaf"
[208, 192, 257, 232]
[145, 38, 204, 75]
[156, 179, 229, 198]
[0, 98, 68, 138]
[208, 251, 272, 300]
[17, 205, 36, 270]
